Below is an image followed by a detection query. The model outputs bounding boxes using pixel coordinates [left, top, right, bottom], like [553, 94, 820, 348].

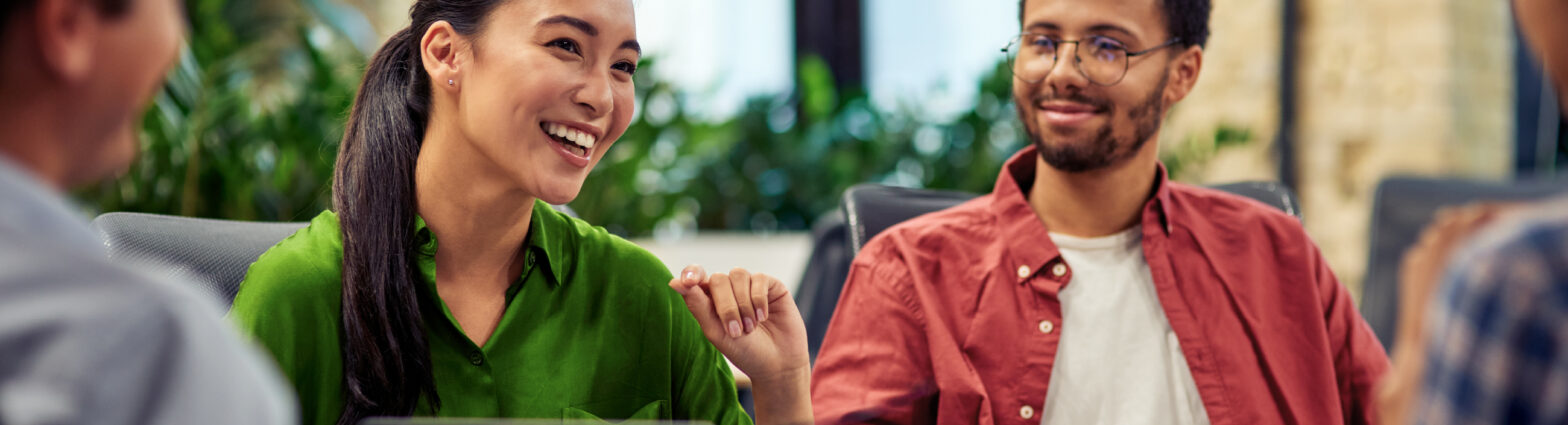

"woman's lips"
[541, 125, 591, 168]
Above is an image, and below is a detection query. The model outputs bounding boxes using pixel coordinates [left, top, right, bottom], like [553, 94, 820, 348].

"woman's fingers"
[680, 264, 708, 287]
[669, 275, 724, 341]
[706, 272, 745, 338]
[728, 268, 757, 334]
[751, 272, 774, 323]
[671, 264, 783, 339]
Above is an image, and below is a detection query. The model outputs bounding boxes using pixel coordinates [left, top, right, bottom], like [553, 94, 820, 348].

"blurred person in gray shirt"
[0, 0, 295, 423]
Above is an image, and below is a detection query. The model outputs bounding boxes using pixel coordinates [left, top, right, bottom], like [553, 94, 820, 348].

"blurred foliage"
[570, 57, 1028, 237]
[1162, 124, 1255, 182]
[78, 0, 363, 221]
[78, 1, 1253, 237]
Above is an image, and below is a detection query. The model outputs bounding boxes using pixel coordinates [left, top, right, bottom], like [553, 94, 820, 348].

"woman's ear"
[420, 21, 463, 90]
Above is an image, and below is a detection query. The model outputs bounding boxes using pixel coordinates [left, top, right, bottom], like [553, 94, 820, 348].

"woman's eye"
[613, 61, 638, 75]
[549, 38, 581, 55]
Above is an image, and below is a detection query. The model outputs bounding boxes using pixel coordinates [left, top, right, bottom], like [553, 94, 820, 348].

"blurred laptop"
[361, 419, 713, 425]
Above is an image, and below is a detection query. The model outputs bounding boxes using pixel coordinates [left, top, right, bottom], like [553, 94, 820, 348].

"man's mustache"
[1030, 92, 1113, 112]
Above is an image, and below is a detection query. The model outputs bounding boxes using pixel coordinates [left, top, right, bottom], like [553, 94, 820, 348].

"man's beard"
[1026, 74, 1169, 173]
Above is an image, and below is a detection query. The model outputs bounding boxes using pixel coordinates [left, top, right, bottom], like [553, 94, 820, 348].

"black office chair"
[1359, 176, 1568, 352]
[796, 181, 1302, 360]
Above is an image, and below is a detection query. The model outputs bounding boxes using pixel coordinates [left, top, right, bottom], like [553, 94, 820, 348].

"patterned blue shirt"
[1417, 197, 1568, 425]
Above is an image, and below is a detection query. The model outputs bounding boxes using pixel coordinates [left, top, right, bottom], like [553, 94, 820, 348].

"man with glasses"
[810, 0, 1388, 423]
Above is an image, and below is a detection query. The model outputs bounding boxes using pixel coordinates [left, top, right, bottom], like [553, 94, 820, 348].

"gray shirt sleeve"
[0, 254, 296, 425]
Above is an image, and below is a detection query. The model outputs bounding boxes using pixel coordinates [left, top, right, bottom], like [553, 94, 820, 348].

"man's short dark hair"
[1019, 0, 1212, 48]
[2, 0, 132, 44]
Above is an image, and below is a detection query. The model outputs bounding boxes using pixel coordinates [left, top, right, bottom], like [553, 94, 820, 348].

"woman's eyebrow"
[540, 14, 640, 55]
[539, 15, 597, 36]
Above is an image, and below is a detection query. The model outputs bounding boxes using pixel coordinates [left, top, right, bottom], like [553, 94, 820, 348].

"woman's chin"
[534, 183, 585, 206]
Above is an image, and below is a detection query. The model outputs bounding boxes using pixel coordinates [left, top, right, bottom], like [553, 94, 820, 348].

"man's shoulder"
[0, 233, 204, 312]
[854, 194, 998, 276]
[1161, 183, 1335, 290]
[0, 236, 296, 424]
[873, 194, 996, 244]
[0, 233, 235, 358]
[1165, 182, 1307, 238]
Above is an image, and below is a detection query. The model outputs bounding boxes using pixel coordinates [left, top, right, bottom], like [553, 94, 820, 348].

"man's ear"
[1163, 45, 1203, 108]
[31, 0, 102, 84]
[420, 21, 464, 91]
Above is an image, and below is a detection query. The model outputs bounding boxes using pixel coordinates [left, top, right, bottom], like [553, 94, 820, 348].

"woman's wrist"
[749, 365, 809, 387]
[749, 366, 812, 425]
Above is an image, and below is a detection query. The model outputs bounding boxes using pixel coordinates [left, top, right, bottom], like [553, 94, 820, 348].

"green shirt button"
[468, 351, 484, 366]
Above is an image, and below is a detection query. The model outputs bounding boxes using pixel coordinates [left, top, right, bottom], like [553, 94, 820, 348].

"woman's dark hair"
[332, 1, 505, 423]
[1017, 0, 1212, 48]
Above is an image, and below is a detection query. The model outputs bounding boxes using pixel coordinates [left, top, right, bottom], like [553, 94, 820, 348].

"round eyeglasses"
[1002, 34, 1180, 86]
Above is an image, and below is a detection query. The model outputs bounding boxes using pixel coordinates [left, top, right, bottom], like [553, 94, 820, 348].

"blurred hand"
[1378, 202, 1517, 425]
[669, 265, 810, 384]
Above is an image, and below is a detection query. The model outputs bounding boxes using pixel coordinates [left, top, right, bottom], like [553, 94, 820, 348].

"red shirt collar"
[986, 145, 1175, 283]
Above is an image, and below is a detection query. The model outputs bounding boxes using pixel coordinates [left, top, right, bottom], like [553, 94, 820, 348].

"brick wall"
[1292, 0, 1513, 299]
[1162, 0, 1514, 301]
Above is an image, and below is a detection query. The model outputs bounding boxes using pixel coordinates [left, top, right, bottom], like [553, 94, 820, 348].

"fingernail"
[683, 270, 697, 282]
[756, 308, 766, 323]
[727, 321, 742, 338]
[743, 317, 755, 333]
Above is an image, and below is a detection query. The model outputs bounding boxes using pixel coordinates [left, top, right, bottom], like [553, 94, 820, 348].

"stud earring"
[447, 79, 455, 86]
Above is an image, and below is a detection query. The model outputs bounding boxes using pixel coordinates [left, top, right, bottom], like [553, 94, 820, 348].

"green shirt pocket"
[562, 399, 670, 422]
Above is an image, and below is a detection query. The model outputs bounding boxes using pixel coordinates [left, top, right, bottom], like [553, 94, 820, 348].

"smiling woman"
[225, 1, 812, 424]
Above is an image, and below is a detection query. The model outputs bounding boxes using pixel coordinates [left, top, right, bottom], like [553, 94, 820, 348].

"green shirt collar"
[411, 200, 571, 288]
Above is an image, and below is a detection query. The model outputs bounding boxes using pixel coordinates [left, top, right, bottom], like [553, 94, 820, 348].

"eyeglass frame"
[1001, 34, 1183, 86]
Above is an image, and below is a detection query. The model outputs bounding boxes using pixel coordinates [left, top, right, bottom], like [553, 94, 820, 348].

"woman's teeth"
[543, 122, 596, 150]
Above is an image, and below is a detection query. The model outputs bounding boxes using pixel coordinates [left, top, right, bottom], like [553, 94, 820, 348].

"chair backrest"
[793, 212, 851, 361]
[796, 181, 1301, 360]
[91, 212, 309, 308]
[1360, 176, 1568, 352]
[1205, 181, 1303, 222]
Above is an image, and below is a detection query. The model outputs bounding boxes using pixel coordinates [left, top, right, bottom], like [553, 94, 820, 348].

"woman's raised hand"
[669, 265, 809, 381]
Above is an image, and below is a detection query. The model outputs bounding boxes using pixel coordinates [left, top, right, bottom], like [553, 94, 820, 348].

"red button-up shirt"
[810, 147, 1389, 425]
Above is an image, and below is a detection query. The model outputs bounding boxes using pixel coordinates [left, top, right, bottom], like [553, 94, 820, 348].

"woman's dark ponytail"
[332, 1, 503, 423]
[333, 25, 435, 425]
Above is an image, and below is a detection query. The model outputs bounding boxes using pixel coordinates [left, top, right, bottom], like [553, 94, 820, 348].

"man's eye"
[1089, 37, 1125, 52]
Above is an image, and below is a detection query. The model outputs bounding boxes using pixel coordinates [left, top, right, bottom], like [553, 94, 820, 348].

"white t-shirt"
[1039, 226, 1210, 425]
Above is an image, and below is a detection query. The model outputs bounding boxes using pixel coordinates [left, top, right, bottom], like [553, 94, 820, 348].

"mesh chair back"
[91, 213, 308, 308]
